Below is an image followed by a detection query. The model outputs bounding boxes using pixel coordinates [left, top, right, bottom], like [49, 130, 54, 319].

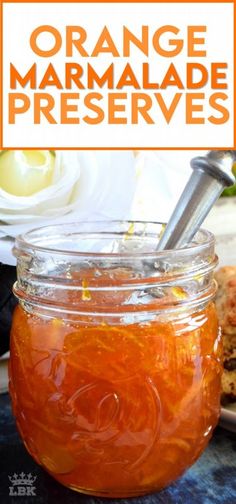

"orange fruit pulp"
[9, 299, 221, 497]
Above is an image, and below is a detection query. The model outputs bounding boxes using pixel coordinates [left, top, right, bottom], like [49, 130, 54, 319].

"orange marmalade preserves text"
[9, 222, 222, 497]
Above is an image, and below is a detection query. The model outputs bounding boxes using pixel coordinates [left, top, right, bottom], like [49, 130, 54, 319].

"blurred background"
[0, 149, 235, 361]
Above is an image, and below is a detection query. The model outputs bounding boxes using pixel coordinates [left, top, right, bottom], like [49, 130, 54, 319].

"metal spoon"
[157, 150, 236, 251]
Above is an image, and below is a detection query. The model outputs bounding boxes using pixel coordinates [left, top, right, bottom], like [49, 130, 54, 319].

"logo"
[8, 472, 37, 497]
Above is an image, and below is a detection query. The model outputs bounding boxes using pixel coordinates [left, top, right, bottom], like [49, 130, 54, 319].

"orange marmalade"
[9, 222, 222, 497]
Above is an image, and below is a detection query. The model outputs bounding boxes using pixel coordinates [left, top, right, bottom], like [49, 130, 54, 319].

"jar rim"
[13, 221, 217, 320]
[14, 220, 215, 260]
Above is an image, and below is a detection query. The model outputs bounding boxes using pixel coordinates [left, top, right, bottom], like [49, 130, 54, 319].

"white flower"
[0, 148, 208, 266]
[0, 150, 136, 264]
[131, 150, 206, 222]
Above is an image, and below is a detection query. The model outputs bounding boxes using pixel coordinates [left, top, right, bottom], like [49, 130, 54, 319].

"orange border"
[234, 0, 236, 148]
[0, 0, 235, 150]
[2, 147, 235, 151]
[0, 1, 2, 150]
[1, 0, 235, 3]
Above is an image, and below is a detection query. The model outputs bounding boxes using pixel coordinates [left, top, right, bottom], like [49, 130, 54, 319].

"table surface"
[0, 393, 236, 504]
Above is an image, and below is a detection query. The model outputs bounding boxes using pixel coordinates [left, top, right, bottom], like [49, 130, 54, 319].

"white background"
[2, 2, 234, 148]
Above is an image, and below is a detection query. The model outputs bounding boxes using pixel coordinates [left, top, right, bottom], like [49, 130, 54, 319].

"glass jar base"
[66, 484, 159, 498]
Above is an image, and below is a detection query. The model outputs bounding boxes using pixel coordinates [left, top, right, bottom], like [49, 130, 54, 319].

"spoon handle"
[157, 150, 236, 251]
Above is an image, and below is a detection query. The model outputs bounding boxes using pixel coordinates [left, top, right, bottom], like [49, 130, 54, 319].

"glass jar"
[9, 221, 222, 498]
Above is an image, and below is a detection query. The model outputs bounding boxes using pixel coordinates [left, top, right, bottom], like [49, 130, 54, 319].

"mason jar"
[9, 221, 222, 497]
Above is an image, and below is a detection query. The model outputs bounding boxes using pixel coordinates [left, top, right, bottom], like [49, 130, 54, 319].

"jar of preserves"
[9, 221, 222, 497]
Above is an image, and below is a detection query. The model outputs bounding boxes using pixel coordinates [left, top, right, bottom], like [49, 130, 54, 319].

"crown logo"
[8, 473, 37, 486]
